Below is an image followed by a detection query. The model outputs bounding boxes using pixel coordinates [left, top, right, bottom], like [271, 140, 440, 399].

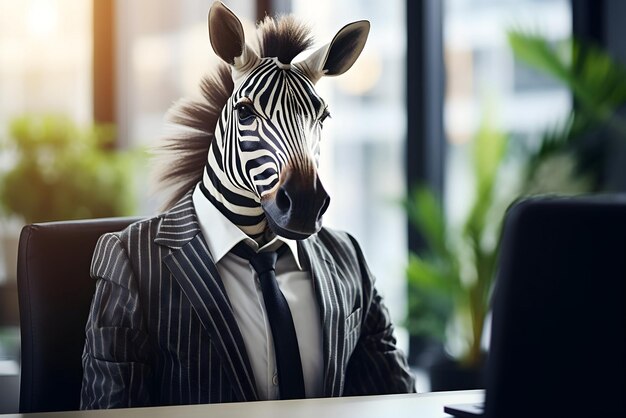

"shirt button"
[272, 374, 279, 386]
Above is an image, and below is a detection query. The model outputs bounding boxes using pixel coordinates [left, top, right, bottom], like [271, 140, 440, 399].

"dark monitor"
[484, 195, 626, 418]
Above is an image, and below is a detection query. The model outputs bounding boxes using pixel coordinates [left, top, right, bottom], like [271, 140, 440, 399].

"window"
[440, 0, 572, 362]
[291, 0, 408, 332]
[116, 0, 254, 150]
[0, 0, 92, 129]
[443, 0, 572, 225]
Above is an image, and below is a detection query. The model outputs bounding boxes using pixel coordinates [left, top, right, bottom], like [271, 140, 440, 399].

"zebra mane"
[151, 15, 314, 210]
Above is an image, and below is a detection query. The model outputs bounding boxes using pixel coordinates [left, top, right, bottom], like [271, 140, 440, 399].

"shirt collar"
[192, 183, 303, 269]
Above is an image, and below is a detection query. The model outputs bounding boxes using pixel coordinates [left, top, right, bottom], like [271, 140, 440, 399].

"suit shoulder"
[112, 214, 165, 243]
[91, 214, 165, 286]
[316, 227, 361, 258]
[93, 214, 165, 256]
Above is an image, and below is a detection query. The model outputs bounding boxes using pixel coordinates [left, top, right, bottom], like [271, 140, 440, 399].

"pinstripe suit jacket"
[80, 190, 415, 409]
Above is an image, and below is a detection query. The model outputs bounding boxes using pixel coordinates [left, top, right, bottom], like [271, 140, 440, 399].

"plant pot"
[428, 354, 485, 391]
[408, 335, 445, 368]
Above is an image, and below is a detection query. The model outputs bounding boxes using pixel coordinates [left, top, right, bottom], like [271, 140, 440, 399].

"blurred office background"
[2, 0, 626, 412]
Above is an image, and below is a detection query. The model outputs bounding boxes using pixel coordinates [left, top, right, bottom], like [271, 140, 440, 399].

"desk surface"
[1, 391, 484, 418]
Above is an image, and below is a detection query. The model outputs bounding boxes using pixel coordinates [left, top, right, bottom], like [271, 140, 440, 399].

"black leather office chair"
[17, 217, 141, 413]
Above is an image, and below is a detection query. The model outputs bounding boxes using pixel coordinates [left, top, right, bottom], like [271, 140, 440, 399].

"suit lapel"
[298, 237, 347, 397]
[155, 191, 258, 402]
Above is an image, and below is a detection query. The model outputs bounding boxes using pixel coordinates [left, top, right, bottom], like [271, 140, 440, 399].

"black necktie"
[231, 242, 306, 399]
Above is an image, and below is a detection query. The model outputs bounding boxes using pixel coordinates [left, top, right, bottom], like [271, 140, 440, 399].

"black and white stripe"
[202, 58, 326, 240]
[80, 189, 415, 409]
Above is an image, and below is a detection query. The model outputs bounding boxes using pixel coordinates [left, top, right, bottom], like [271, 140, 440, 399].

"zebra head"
[205, 2, 369, 241]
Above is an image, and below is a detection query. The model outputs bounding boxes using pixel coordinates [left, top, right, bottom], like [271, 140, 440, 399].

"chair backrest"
[17, 217, 141, 413]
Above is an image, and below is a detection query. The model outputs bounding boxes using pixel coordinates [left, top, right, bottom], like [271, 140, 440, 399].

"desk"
[1, 391, 483, 418]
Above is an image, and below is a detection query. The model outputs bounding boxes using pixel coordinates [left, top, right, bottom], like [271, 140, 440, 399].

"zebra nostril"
[275, 187, 291, 212]
[318, 195, 330, 219]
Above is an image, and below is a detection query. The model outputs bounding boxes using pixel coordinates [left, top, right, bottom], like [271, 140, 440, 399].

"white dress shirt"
[192, 184, 324, 400]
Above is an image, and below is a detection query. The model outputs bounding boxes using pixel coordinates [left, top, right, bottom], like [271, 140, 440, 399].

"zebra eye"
[235, 103, 255, 122]
[319, 108, 331, 125]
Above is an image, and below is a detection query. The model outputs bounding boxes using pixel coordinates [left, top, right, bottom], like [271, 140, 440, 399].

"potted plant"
[406, 113, 508, 390]
[508, 30, 626, 193]
[0, 114, 137, 279]
[406, 30, 626, 391]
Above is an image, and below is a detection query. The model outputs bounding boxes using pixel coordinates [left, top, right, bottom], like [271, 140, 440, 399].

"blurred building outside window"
[0, 0, 93, 130]
[444, 0, 572, 228]
[442, 0, 572, 357]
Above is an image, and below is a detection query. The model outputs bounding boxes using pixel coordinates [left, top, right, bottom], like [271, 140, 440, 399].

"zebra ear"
[208, 2, 259, 79]
[295, 20, 370, 84]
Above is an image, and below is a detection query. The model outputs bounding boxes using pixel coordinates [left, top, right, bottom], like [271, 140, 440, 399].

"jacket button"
[272, 374, 279, 386]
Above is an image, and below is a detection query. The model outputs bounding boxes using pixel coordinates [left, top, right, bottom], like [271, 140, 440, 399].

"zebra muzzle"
[261, 169, 330, 240]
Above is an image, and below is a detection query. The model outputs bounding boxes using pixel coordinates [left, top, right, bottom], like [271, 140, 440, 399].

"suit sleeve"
[80, 233, 152, 409]
[343, 235, 416, 395]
